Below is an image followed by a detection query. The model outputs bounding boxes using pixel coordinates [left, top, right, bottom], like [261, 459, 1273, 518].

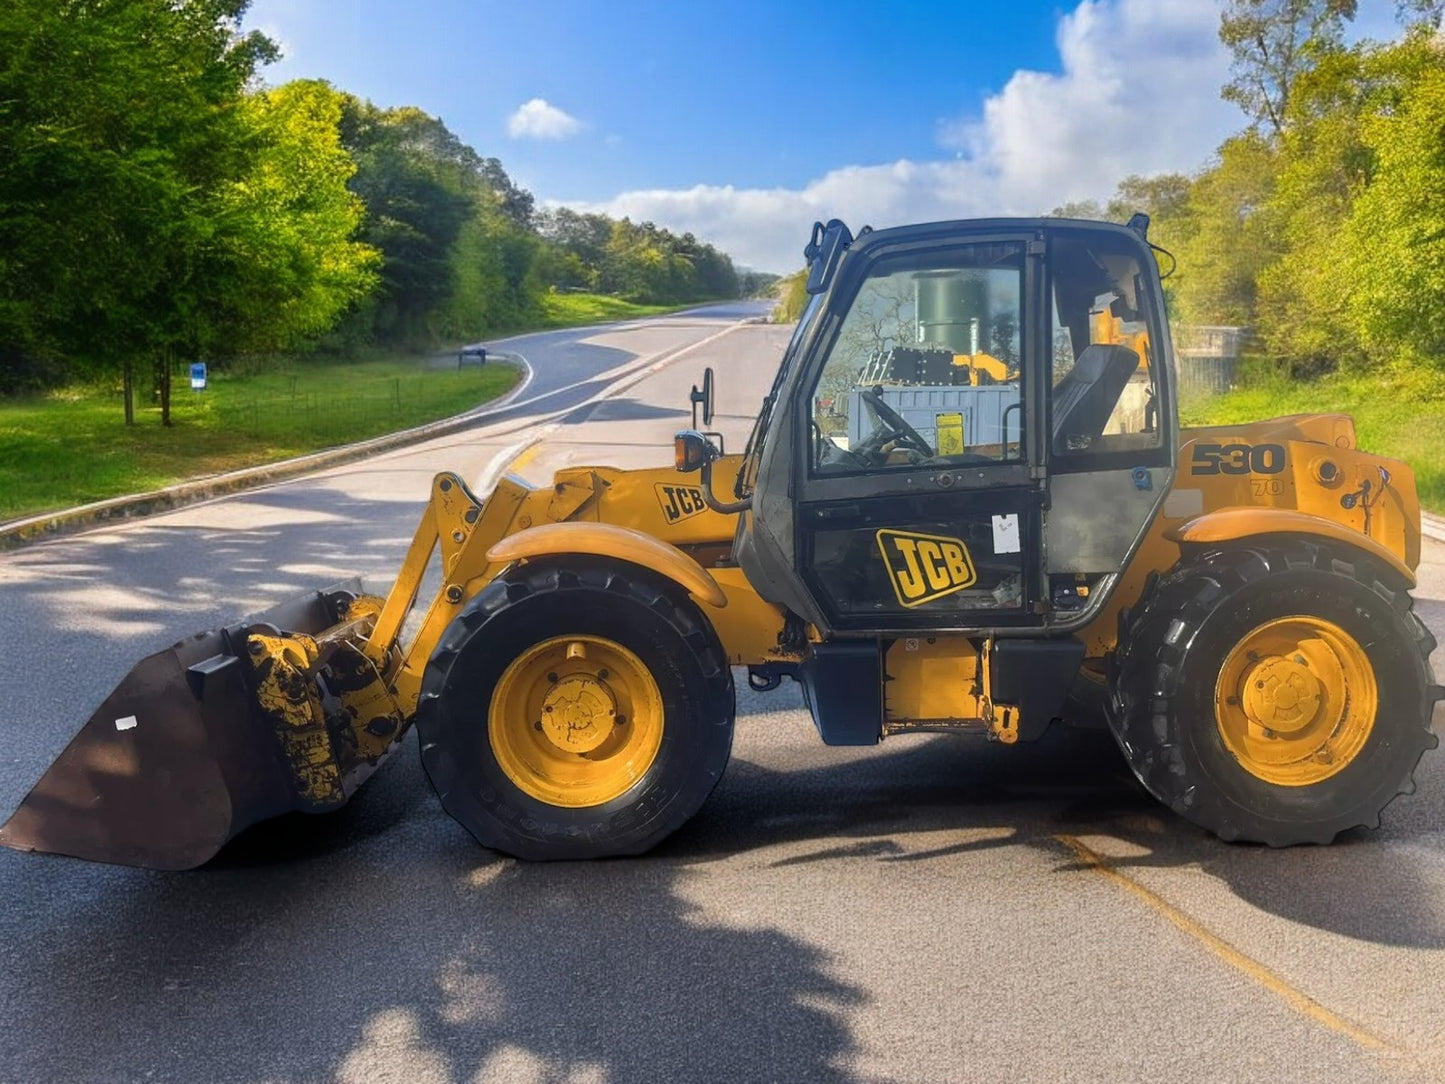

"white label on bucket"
[115, 715, 138, 731]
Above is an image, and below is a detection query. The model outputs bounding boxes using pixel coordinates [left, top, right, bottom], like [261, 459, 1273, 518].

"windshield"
[808, 242, 1026, 476]
[736, 291, 825, 496]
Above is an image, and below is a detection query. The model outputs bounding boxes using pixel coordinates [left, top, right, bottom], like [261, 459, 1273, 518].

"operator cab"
[724, 217, 1177, 637]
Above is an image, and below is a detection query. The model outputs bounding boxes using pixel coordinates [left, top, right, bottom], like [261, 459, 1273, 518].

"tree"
[1396, 0, 1445, 28]
[0, 0, 278, 417]
[1219, 0, 1358, 136]
[1342, 37, 1445, 368]
[336, 100, 545, 348]
[200, 82, 379, 356]
[1172, 135, 1281, 327]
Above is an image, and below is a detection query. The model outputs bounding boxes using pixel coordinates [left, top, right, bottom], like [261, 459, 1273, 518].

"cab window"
[809, 242, 1025, 475]
[1049, 232, 1162, 459]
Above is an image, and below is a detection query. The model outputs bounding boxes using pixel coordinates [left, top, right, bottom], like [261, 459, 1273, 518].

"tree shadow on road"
[0, 733, 869, 1084]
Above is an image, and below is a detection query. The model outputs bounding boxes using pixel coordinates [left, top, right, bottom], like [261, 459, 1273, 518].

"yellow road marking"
[507, 439, 547, 476]
[1055, 834, 1390, 1052]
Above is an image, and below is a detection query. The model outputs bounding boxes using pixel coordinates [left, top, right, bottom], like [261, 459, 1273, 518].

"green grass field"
[0, 358, 521, 520]
[1182, 365, 1445, 513]
[0, 290, 715, 522]
[532, 292, 676, 328]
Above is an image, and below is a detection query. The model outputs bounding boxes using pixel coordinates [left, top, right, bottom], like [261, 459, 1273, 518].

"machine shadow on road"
[2, 682, 1442, 1081]
[661, 687, 1445, 952]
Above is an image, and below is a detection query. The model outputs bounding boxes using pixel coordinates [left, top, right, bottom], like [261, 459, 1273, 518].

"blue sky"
[244, 0, 1406, 271]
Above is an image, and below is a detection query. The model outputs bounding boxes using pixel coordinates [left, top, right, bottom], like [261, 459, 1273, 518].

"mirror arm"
[700, 459, 751, 515]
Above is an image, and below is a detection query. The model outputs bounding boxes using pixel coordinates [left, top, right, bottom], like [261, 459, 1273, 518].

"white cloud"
[507, 98, 585, 140]
[565, 0, 1241, 271]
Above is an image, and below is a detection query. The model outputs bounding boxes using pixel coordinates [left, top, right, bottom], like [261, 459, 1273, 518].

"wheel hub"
[1241, 656, 1322, 735]
[1214, 615, 1377, 786]
[540, 673, 618, 754]
[488, 634, 665, 807]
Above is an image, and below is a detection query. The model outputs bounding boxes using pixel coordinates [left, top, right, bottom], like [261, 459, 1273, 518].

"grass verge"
[532, 292, 678, 328]
[1182, 365, 1445, 513]
[0, 291, 733, 522]
[0, 357, 521, 520]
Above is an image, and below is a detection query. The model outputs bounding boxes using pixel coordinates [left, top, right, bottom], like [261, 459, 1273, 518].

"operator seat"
[1051, 343, 1139, 453]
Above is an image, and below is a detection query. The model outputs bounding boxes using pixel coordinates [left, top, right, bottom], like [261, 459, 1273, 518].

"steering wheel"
[858, 387, 933, 457]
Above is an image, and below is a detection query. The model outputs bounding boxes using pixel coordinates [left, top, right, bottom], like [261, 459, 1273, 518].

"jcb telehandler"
[3, 215, 1438, 869]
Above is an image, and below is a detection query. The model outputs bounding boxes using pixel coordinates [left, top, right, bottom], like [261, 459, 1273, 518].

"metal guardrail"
[1173, 324, 1251, 398]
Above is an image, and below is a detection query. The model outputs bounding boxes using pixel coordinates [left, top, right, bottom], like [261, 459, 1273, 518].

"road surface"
[1, 303, 1442, 1083]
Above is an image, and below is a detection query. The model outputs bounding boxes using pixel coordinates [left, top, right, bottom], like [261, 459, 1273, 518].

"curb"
[0, 320, 746, 551]
[1423, 511, 1445, 545]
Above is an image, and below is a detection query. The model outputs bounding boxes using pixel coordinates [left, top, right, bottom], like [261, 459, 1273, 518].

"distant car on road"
[458, 345, 487, 367]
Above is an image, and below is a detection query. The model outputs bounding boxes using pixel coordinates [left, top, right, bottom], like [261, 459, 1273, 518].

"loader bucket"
[0, 582, 362, 870]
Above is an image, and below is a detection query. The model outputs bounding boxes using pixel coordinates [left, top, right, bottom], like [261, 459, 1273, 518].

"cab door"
[794, 233, 1047, 632]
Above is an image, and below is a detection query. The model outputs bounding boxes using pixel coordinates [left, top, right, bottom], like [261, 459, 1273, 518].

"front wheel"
[1108, 541, 1440, 845]
[416, 560, 735, 860]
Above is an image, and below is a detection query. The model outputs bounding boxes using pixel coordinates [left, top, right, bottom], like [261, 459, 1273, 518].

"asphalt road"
[2, 305, 1443, 1083]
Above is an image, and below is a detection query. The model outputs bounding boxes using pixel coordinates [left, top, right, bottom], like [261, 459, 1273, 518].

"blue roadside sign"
[190, 362, 207, 391]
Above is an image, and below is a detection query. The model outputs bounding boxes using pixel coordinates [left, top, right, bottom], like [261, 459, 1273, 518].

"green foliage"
[537, 210, 740, 306]
[1106, 9, 1445, 391]
[1342, 39, 1445, 367]
[337, 102, 482, 348]
[204, 80, 379, 355]
[0, 0, 278, 396]
[0, 359, 521, 518]
[535, 292, 677, 328]
[773, 271, 809, 323]
[1177, 9, 1445, 507]
[1218, 0, 1358, 134]
[0, 12, 746, 418]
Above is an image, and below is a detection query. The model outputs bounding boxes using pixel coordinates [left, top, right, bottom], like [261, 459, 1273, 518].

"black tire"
[416, 559, 734, 860]
[1108, 540, 1440, 845]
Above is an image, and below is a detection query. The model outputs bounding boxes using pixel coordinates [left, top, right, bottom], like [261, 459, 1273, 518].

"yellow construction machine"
[4, 215, 1439, 868]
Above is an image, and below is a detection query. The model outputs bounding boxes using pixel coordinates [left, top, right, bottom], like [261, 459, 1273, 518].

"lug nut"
[598, 669, 609, 680]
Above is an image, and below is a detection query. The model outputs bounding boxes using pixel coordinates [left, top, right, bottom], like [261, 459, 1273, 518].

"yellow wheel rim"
[489, 635, 664, 808]
[1214, 616, 1378, 787]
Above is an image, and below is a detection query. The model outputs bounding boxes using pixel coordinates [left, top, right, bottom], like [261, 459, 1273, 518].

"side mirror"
[674, 430, 718, 474]
[689, 367, 715, 428]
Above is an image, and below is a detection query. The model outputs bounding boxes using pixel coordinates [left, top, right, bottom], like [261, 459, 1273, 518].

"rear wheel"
[416, 560, 734, 860]
[1108, 541, 1440, 845]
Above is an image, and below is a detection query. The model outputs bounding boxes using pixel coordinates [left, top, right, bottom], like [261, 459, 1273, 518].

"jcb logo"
[655, 483, 707, 524]
[876, 529, 977, 608]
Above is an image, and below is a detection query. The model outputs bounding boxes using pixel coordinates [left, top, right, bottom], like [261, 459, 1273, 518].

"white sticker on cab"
[115, 716, 138, 732]
[992, 513, 1021, 555]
